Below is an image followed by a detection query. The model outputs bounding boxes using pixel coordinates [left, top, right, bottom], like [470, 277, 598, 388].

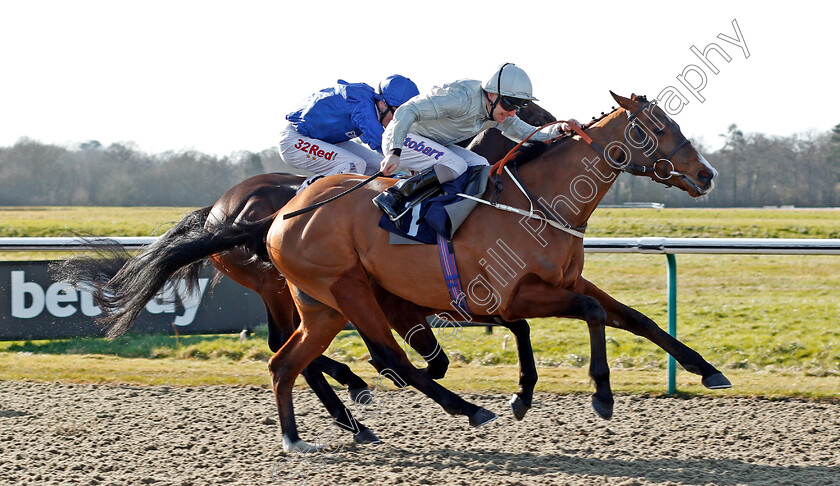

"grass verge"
[1, 206, 838, 398]
[2, 352, 837, 400]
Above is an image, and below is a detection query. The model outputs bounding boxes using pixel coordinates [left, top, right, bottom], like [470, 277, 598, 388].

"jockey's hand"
[561, 118, 582, 133]
[380, 154, 400, 176]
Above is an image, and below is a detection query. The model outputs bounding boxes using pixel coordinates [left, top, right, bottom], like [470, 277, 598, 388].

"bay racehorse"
[53, 176, 444, 445]
[51, 102, 557, 445]
[250, 92, 731, 451]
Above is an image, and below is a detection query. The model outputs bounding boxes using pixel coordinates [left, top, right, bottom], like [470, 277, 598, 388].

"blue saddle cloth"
[378, 166, 491, 244]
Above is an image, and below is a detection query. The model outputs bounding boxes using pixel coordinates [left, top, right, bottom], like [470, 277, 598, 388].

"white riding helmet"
[483, 63, 538, 101]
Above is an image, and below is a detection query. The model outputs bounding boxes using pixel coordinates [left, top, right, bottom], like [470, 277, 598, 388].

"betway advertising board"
[0, 261, 265, 340]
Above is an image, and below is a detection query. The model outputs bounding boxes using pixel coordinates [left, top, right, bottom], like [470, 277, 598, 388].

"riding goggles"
[499, 96, 528, 112]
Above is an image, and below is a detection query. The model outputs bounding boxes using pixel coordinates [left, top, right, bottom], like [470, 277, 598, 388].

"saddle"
[378, 166, 491, 245]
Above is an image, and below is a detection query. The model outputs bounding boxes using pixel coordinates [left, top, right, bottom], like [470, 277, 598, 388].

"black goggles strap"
[377, 83, 396, 123]
[377, 99, 395, 124]
[487, 62, 511, 117]
[484, 90, 500, 118]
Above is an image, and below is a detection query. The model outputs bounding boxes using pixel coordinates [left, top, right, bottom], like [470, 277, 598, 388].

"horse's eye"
[653, 127, 665, 135]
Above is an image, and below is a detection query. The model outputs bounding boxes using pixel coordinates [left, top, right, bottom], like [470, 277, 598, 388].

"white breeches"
[383, 131, 488, 182]
[277, 124, 381, 176]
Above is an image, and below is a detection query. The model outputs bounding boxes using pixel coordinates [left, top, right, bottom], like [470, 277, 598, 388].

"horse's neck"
[511, 111, 626, 229]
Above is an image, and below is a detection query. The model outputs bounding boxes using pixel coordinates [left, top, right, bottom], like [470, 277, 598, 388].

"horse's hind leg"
[214, 254, 375, 438]
[263, 296, 376, 443]
[264, 296, 370, 396]
[333, 278, 496, 427]
[310, 356, 370, 401]
[359, 320, 449, 382]
[576, 278, 731, 389]
[268, 303, 349, 453]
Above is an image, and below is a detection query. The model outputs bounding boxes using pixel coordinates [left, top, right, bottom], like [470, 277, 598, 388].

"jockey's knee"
[433, 161, 465, 183]
[462, 150, 489, 168]
[349, 160, 367, 175]
[329, 160, 366, 176]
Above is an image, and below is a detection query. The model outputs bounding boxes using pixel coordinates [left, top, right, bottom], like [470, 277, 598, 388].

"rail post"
[666, 253, 677, 395]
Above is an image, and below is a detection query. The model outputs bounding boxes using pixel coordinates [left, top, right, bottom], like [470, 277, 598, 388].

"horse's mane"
[503, 106, 622, 169]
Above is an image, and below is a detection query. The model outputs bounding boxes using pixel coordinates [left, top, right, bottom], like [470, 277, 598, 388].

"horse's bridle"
[619, 100, 693, 181]
[484, 98, 698, 238]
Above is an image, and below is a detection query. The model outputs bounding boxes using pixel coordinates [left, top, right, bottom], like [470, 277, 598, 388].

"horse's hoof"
[349, 387, 372, 405]
[592, 396, 613, 420]
[469, 407, 498, 427]
[509, 394, 529, 421]
[702, 372, 732, 389]
[282, 436, 316, 454]
[353, 428, 381, 445]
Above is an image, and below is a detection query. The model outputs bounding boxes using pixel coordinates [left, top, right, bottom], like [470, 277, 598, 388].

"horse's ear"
[610, 90, 637, 111]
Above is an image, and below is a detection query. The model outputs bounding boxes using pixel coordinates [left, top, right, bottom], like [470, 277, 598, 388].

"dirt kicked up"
[1, 381, 838, 486]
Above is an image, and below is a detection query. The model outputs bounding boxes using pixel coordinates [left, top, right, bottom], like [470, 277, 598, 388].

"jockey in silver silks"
[373, 63, 580, 219]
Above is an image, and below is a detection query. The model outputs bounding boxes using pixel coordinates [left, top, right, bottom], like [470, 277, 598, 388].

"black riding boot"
[373, 167, 440, 220]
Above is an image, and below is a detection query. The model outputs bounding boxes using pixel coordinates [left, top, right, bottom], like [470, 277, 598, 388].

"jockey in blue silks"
[278, 75, 419, 180]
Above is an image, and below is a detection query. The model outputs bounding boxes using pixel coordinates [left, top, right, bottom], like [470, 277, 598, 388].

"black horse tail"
[50, 207, 277, 338]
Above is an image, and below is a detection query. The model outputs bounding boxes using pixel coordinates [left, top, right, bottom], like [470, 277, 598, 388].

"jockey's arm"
[380, 91, 468, 175]
[382, 98, 437, 154]
[498, 116, 581, 144]
[351, 101, 385, 153]
[380, 97, 437, 175]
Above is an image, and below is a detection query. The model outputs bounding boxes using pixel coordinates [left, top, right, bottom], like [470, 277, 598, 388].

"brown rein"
[489, 120, 579, 177]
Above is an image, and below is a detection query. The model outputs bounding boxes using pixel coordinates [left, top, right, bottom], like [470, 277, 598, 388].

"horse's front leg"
[575, 278, 731, 389]
[373, 285, 450, 380]
[299, 361, 380, 445]
[505, 279, 614, 420]
[334, 276, 496, 428]
[491, 317, 537, 421]
[263, 299, 376, 443]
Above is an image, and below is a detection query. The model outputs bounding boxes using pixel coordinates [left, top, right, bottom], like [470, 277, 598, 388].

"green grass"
[1, 206, 839, 397]
[2, 206, 839, 239]
[1, 331, 275, 362]
[3, 251, 838, 382]
[0, 206, 194, 237]
[0, 206, 196, 261]
[587, 207, 840, 239]
[1, 352, 837, 399]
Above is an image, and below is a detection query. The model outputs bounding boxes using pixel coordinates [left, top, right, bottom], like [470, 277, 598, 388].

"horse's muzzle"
[691, 155, 718, 195]
[697, 168, 715, 189]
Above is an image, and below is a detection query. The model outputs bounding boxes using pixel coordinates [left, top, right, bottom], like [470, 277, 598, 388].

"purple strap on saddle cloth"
[436, 233, 472, 316]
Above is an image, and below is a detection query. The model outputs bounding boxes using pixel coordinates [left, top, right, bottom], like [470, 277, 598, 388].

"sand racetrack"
[1, 381, 838, 486]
